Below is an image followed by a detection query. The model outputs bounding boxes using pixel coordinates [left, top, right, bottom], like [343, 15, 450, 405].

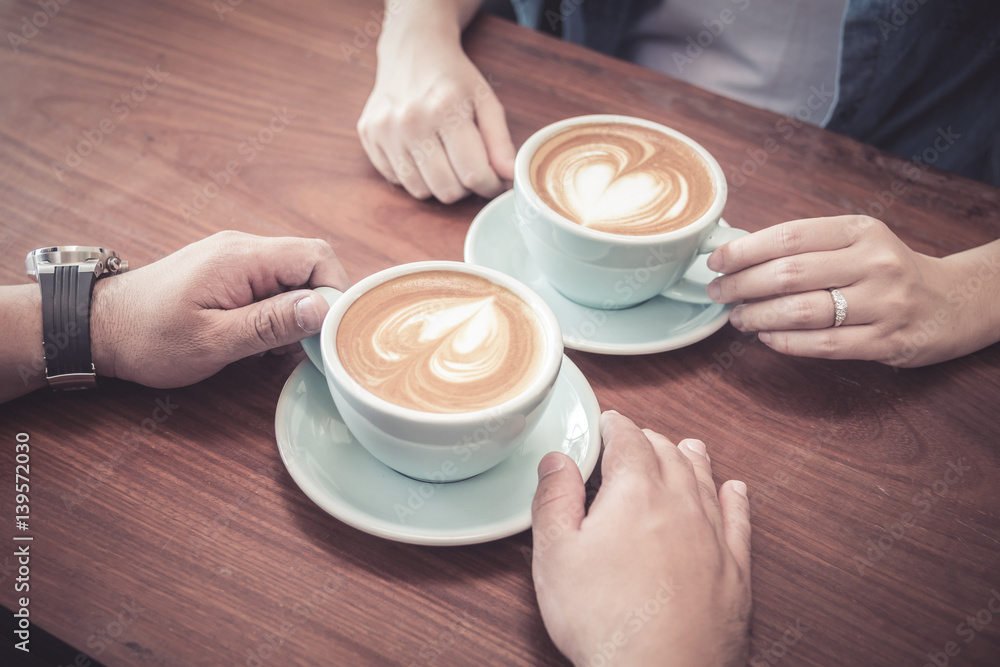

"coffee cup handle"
[662, 225, 750, 304]
[300, 286, 344, 376]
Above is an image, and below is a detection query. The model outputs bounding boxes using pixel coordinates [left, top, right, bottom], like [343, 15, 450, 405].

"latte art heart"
[336, 271, 545, 414]
[529, 122, 716, 235]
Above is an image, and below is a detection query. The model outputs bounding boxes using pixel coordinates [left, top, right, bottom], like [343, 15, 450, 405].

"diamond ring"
[829, 289, 847, 327]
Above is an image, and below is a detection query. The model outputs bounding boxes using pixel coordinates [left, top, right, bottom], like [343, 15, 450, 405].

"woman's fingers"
[707, 216, 863, 274]
[758, 325, 886, 361]
[708, 248, 863, 304]
[730, 286, 868, 332]
[439, 120, 504, 199]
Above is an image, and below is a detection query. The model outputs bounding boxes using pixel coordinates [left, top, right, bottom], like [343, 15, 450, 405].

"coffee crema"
[336, 271, 545, 414]
[529, 122, 716, 235]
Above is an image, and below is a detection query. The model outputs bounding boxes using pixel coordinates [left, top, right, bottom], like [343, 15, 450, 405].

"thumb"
[476, 92, 516, 180]
[226, 290, 329, 356]
[531, 452, 585, 548]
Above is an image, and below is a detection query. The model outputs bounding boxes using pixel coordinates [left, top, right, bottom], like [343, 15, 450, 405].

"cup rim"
[514, 114, 728, 244]
[320, 261, 565, 425]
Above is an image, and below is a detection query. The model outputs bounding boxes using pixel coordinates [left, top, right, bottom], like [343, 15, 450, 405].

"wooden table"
[2, 0, 999, 665]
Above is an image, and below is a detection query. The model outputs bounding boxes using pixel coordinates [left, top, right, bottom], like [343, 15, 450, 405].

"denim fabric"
[505, 0, 999, 186]
[509, 0, 661, 56]
[826, 0, 1000, 186]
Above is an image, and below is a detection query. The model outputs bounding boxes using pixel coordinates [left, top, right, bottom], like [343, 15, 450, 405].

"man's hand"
[531, 411, 752, 667]
[90, 231, 349, 388]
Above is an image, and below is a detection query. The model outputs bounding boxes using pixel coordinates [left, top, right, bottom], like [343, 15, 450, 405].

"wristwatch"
[25, 246, 128, 390]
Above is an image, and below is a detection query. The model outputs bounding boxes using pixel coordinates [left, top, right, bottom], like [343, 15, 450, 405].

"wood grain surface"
[1, 0, 999, 665]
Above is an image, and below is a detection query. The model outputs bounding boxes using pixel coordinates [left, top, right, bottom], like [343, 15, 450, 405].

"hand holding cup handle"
[662, 224, 750, 305]
[301, 286, 343, 376]
[514, 115, 749, 310]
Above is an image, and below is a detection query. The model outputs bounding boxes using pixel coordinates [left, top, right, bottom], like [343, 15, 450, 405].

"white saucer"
[464, 191, 734, 355]
[274, 357, 601, 546]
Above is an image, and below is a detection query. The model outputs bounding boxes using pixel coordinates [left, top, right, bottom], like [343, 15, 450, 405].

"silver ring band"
[830, 289, 847, 327]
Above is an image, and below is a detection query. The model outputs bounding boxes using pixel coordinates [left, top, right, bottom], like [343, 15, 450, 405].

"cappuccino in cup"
[303, 262, 564, 482]
[529, 121, 717, 236]
[514, 115, 747, 309]
[336, 270, 547, 414]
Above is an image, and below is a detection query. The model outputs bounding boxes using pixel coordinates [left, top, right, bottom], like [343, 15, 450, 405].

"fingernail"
[758, 331, 772, 344]
[707, 250, 724, 273]
[732, 480, 748, 498]
[730, 305, 744, 330]
[707, 279, 722, 303]
[294, 294, 322, 333]
[681, 439, 708, 458]
[538, 454, 565, 480]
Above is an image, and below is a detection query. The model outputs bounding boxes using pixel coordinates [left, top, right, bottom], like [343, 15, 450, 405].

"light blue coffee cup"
[301, 261, 564, 483]
[514, 115, 748, 309]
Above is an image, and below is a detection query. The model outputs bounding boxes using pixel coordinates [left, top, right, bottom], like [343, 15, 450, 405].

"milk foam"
[336, 272, 544, 414]
[530, 122, 715, 235]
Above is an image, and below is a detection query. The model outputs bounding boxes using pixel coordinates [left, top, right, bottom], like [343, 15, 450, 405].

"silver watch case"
[26, 246, 128, 277]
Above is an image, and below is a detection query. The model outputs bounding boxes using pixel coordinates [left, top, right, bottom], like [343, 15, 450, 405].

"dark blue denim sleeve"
[509, 0, 661, 56]
[827, 0, 1000, 186]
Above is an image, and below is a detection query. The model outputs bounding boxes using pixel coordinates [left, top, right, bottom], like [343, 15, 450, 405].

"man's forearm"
[0, 284, 47, 402]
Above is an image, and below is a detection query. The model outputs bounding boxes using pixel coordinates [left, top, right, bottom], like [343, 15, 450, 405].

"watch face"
[26, 246, 120, 276]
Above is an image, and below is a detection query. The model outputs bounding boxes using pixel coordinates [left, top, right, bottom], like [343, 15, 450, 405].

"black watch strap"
[38, 266, 97, 389]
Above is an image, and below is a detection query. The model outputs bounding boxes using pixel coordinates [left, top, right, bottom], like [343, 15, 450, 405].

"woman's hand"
[357, 4, 514, 203]
[706, 216, 1000, 367]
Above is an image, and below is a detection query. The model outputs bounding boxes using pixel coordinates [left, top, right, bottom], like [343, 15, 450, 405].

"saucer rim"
[275, 355, 601, 546]
[464, 190, 733, 356]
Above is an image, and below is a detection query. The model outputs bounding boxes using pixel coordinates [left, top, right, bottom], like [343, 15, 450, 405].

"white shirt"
[624, 0, 849, 125]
